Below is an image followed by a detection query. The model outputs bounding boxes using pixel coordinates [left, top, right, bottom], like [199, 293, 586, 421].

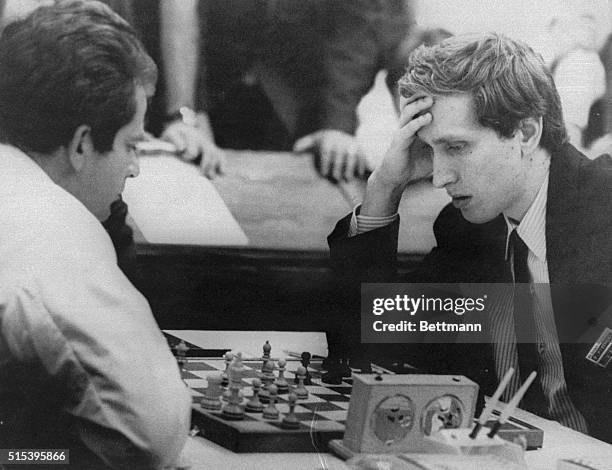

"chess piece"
[245, 378, 264, 412]
[301, 352, 312, 385]
[200, 373, 223, 411]
[176, 340, 189, 368]
[322, 357, 344, 385]
[223, 353, 244, 403]
[259, 359, 275, 404]
[221, 351, 234, 387]
[294, 365, 309, 400]
[275, 358, 289, 394]
[261, 340, 272, 372]
[340, 357, 352, 377]
[281, 392, 300, 429]
[262, 384, 279, 420]
[222, 355, 245, 420]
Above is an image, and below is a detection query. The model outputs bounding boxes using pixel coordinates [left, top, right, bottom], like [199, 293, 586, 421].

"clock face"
[371, 394, 416, 445]
[420, 394, 465, 435]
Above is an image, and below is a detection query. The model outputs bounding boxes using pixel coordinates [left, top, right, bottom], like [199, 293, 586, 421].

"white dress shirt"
[0, 144, 191, 469]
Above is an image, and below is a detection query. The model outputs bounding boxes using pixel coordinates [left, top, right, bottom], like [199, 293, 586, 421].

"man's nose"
[432, 155, 457, 189]
[128, 155, 140, 178]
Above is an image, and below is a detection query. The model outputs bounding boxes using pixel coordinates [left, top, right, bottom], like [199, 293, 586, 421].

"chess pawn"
[200, 373, 223, 411]
[221, 351, 234, 387]
[281, 392, 300, 429]
[292, 352, 312, 385]
[245, 378, 264, 413]
[275, 358, 289, 394]
[300, 352, 312, 385]
[259, 360, 275, 404]
[294, 366, 309, 400]
[262, 384, 279, 420]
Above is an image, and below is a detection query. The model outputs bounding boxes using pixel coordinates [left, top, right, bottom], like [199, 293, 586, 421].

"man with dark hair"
[0, 2, 190, 468]
[329, 33, 612, 442]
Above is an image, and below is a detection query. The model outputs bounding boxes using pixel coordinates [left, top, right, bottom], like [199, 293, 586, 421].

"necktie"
[509, 229, 545, 412]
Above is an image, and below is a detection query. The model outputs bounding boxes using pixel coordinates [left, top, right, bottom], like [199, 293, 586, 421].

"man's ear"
[517, 117, 543, 157]
[67, 125, 94, 171]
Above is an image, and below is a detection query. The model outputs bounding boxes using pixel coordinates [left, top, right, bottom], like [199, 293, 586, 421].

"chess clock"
[340, 374, 478, 454]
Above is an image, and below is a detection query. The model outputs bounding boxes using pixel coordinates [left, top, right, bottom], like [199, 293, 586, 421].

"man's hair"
[398, 33, 567, 154]
[0, 0, 157, 154]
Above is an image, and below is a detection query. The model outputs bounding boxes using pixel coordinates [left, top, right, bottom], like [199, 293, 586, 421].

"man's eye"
[447, 144, 465, 153]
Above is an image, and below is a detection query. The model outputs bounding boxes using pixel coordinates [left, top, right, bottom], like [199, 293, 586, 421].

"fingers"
[161, 126, 187, 156]
[398, 95, 433, 129]
[293, 132, 320, 153]
[200, 147, 225, 179]
[311, 131, 366, 182]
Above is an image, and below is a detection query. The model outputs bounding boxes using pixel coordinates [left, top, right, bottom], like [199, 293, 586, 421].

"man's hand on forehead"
[401, 92, 434, 120]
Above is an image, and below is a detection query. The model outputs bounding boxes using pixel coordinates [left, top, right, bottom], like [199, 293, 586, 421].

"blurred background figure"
[134, 0, 418, 182]
[293, 0, 418, 182]
[548, 13, 606, 155]
[0, 0, 133, 27]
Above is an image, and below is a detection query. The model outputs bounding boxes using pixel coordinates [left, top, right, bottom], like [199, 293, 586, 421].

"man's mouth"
[451, 195, 471, 209]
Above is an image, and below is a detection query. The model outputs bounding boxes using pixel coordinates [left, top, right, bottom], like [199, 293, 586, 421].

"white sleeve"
[2, 250, 191, 469]
[554, 50, 606, 129]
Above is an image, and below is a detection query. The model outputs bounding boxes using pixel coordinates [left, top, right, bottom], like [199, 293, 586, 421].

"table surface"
[170, 330, 612, 470]
[131, 150, 449, 254]
[213, 150, 450, 253]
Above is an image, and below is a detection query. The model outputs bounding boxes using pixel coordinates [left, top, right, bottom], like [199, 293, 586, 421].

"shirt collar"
[504, 171, 549, 262]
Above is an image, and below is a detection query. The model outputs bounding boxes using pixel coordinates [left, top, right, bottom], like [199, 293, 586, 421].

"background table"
[211, 150, 449, 253]
[131, 151, 446, 330]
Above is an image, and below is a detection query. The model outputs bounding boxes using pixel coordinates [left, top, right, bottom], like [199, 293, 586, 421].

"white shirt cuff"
[348, 204, 398, 237]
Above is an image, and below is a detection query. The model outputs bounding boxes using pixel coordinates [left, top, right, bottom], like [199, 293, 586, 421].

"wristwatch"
[164, 106, 198, 127]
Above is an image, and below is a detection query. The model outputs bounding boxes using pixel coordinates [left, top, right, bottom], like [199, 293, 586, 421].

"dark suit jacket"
[329, 143, 612, 442]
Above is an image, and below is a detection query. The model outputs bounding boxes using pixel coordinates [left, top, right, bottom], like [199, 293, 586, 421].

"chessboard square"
[185, 361, 219, 371]
[325, 386, 352, 395]
[189, 387, 207, 397]
[299, 402, 345, 412]
[313, 393, 350, 403]
[184, 378, 208, 389]
[181, 370, 202, 380]
[189, 370, 222, 379]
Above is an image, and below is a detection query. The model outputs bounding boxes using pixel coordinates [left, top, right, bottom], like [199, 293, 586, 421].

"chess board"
[182, 357, 353, 452]
[166, 333, 543, 453]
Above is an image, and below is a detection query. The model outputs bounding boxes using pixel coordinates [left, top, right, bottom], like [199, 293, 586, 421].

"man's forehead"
[414, 94, 481, 142]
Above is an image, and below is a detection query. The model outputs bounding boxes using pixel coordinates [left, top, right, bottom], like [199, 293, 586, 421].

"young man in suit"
[0, 2, 190, 468]
[329, 33, 612, 443]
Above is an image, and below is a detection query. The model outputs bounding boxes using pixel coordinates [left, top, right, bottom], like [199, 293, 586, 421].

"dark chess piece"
[261, 340, 272, 372]
[294, 352, 312, 385]
[321, 357, 344, 385]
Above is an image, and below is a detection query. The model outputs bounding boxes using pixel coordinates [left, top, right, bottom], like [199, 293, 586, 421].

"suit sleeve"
[320, 0, 413, 134]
